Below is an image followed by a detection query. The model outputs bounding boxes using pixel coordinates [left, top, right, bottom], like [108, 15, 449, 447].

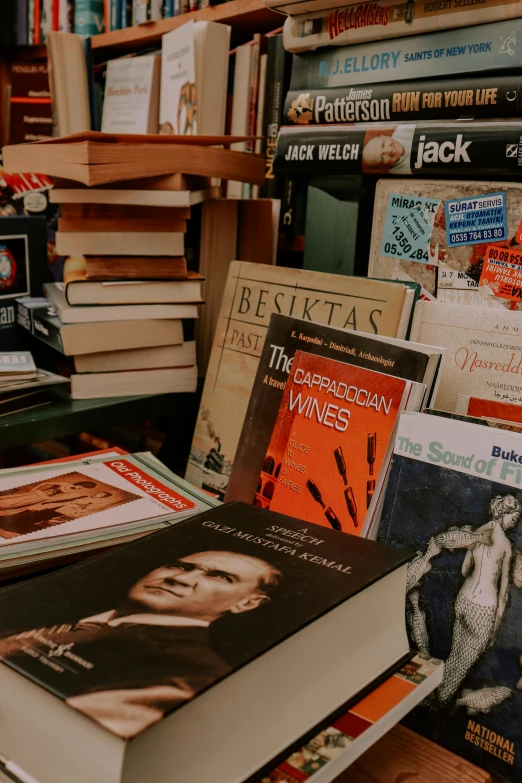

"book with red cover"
[256, 350, 412, 535]
[456, 395, 522, 424]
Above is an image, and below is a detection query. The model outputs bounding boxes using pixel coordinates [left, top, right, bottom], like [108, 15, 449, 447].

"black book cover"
[261, 35, 292, 200]
[0, 502, 408, 739]
[225, 313, 432, 505]
[274, 120, 522, 179]
[284, 73, 522, 126]
[0, 217, 49, 351]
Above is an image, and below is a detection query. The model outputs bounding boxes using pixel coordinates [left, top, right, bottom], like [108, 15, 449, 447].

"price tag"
[479, 244, 522, 301]
[444, 192, 507, 248]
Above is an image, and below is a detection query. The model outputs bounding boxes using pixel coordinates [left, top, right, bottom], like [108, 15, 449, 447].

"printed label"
[381, 194, 440, 265]
[444, 192, 507, 247]
[437, 261, 478, 290]
[479, 244, 522, 302]
[106, 460, 197, 512]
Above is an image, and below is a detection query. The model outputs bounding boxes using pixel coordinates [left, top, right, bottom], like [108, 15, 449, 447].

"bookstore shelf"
[91, 0, 282, 58]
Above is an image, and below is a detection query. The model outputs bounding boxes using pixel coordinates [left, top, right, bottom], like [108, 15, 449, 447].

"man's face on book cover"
[126, 551, 280, 622]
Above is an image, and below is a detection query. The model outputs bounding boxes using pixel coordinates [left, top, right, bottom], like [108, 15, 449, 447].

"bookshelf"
[91, 0, 282, 59]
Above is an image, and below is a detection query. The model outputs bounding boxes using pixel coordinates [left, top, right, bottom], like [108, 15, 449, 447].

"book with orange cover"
[257, 350, 413, 535]
[455, 395, 522, 424]
[2, 131, 265, 187]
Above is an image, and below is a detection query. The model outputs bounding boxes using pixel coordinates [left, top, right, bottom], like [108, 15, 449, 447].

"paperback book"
[186, 261, 415, 499]
[456, 396, 522, 423]
[378, 411, 522, 782]
[254, 349, 414, 536]
[226, 313, 444, 506]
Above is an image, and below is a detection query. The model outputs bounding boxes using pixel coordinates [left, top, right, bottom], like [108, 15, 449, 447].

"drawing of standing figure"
[435, 494, 521, 706]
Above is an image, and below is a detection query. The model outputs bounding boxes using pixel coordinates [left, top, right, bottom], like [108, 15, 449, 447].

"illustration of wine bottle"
[367, 433, 377, 476]
[343, 486, 358, 528]
[324, 506, 342, 531]
[366, 480, 375, 509]
[333, 446, 347, 485]
[306, 478, 325, 509]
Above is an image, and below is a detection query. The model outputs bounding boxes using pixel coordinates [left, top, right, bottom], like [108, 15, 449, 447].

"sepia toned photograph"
[0, 471, 141, 539]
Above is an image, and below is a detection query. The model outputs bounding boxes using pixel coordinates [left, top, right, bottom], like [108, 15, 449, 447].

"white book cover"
[160, 21, 197, 135]
[411, 301, 522, 412]
[101, 55, 160, 135]
[0, 457, 198, 551]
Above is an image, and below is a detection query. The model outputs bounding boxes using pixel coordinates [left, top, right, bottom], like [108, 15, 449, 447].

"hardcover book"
[0, 352, 36, 380]
[368, 179, 522, 299]
[274, 121, 522, 179]
[186, 261, 415, 498]
[0, 502, 410, 783]
[289, 19, 522, 89]
[254, 350, 413, 536]
[410, 301, 522, 412]
[284, 74, 522, 125]
[226, 313, 444, 506]
[456, 396, 522, 424]
[378, 411, 522, 782]
[282, 0, 522, 52]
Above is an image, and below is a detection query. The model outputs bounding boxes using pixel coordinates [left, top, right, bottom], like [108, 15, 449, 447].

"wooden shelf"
[91, 0, 282, 59]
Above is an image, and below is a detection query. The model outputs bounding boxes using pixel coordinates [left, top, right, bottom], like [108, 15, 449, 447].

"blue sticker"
[381, 194, 441, 265]
[444, 192, 507, 248]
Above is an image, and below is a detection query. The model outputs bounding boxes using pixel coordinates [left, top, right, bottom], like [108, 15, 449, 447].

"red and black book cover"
[226, 313, 438, 506]
[256, 350, 410, 535]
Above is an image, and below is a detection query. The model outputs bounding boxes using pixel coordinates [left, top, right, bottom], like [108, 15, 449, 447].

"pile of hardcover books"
[3, 132, 264, 399]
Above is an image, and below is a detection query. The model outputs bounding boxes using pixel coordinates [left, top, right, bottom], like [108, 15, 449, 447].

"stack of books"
[0, 351, 68, 416]
[4, 131, 264, 400]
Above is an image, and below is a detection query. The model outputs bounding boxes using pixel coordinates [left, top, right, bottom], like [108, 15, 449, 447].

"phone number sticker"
[479, 244, 522, 301]
[444, 192, 507, 248]
[381, 194, 440, 265]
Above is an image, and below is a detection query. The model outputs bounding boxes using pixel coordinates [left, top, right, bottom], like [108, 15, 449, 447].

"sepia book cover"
[411, 301, 522, 412]
[226, 313, 441, 506]
[185, 261, 410, 498]
[369, 178, 522, 300]
[0, 502, 408, 738]
[378, 411, 522, 783]
[254, 350, 411, 536]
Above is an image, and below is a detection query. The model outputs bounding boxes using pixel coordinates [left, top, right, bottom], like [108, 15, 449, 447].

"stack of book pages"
[3, 132, 264, 399]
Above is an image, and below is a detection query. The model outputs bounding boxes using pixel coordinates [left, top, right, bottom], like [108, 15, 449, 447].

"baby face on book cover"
[0, 505, 401, 739]
[257, 350, 408, 534]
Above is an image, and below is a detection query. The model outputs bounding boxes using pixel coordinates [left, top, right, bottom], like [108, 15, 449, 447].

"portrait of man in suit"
[0, 550, 282, 737]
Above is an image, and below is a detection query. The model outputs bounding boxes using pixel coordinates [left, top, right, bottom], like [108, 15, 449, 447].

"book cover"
[0, 217, 49, 352]
[369, 179, 522, 299]
[226, 312, 441, 505]
[290, 19, 522, 90]
[457, 396, 522, 424]
[186, 262, 410, 498]
[0, 352, 36, 378]
[275, 120, 522, 179]
[73, 0, 104, 36]
[411, 301, 522, 411]
[284, 74, 522, 126]
[160, 21, 197, 135]
[0, 454, 198, 547]
[256, 350, 410, 535]
[101, 55, 160, 135]
[283, 0, 522, 52]
[0, 501, 408, 737]
[378, 411, 522, 782]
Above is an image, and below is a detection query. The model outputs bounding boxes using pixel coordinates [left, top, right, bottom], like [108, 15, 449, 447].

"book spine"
[261, 35, 290, 199]
[16, 0, 29, 45]
[274, 121, 522, 178]
[110, 0, 122, 29]
[52, 0, 59, 29]
[58, 0, 73, 31]
[284, 74, 522, 125]
[28, 0, 34, 43]
[283, 0, 522, 53]
[74, 0, 105, 35]
[121, 0, 131, 25]
[290, 18, 522, 89]
[33, 0, 40, 43]
[83, 37, 98, 131]
[163, 0, 174, 16]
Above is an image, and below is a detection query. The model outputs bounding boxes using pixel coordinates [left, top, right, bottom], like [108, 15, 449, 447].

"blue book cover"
[73, 0, 104, 36]
[378, 411, 522, 782]
[291, 19, 522, 89]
